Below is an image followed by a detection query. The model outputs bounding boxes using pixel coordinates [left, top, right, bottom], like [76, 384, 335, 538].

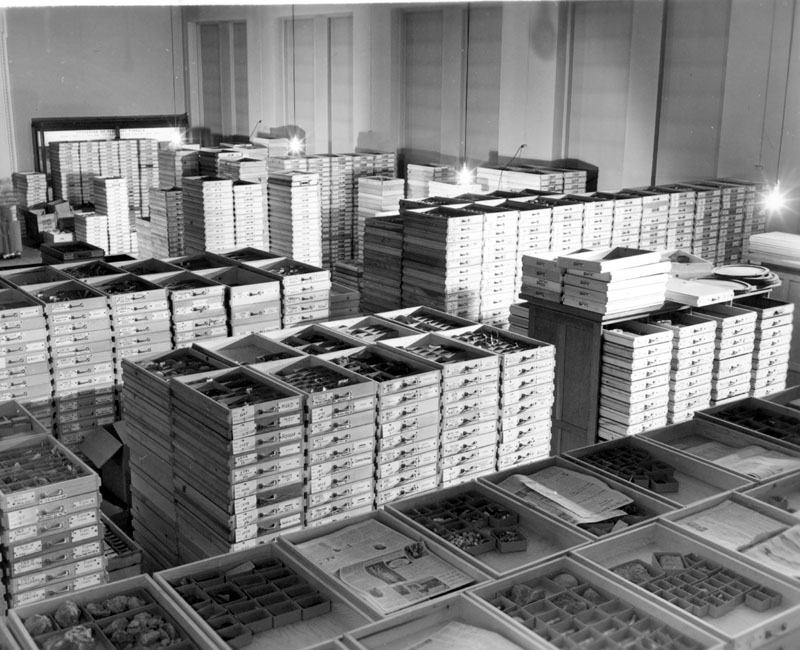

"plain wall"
[6, 6, 185, 172]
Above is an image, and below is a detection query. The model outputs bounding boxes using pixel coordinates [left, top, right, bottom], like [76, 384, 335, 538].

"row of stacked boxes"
[119, 304, 555, 569]
[595, 296, 793, 441]
[0, 250, 332, 449]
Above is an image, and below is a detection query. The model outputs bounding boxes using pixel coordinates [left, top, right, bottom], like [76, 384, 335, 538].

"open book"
[294, 519, 475, 614]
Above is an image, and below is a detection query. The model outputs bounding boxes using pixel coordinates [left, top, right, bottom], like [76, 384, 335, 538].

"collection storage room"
[0, 0, 798, 648]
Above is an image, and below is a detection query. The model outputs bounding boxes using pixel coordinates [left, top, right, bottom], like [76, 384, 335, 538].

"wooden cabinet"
[764, 262, 800, 376]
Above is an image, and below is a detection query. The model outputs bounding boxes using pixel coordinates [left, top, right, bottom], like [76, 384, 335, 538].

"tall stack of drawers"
[0, 288, 53, 431]
[449, 326, 556, 470]
[625, 188, 670, 251]
[0, 435, 105, 610]
[26, 280, 115, 449]
[652, 184, 696, 251]
[547, 197, 583, 252]
[734, 295, 794, 397]
[355, 176, 404, 262]
[268, 171, 323, 267]
[402, 206, 484, 321]
[575, 194, 614, 249]
[694, 304, 758, 406]
[121, 347, 231, 570]
[259, 356, 377, 529]
[157, 148, 199, 188]
[478, 205, 519, 327]
[699, 180, 747, 263]
[681, 183, 720, 264]
[325, 346, 441, 507]
[170, 367, 306, 559]
[604, 192, 643, 247]
[361, 214, 404, 314]
[383, 333, 499, 487]
[649, 312, 716, 423]
[598, 321, 673, 440]
[149, 188, 185, 258]
[154, 271, 227, 347]
[511, 201, 553, 297]
[232, 180, 265, 249]
[85, 273, 172, 376]
[204, 266, 282, 336]
[257, 259, 330, 327]
[182, 176, 236, 255]
[93, 177, 132, 255]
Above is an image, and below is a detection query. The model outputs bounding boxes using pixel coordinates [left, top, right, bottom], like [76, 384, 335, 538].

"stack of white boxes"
[652, 184, 696, 251]
[512, 200, 553, 297]
[268, 171, 323, 267]
[0, 434, 106, 609]
[148, 187, 185, 257]
[599, 192, 642, 247]
[27, 279, 115, 449]
[650, 312, 716, 424]
[406, 164, 454, 199]
[158, 148, 199, 188]
[11, 172, 47, 208]
[0, 287, 53, 432]
[204, 266, 282, 336]
[384, 333, 500, 487]
[256, 258, 331, 328]
[626, 188, 670, 251]
[261, 356, 377, 529]
[232, 180, 266, 249]
[449, 326, 556, 470]
[73, 211, 108, 252]
[326, 345, 440, 507]
[477, 205, 519, 327]
[402, 206, 484, 321]
[681, 183, 720, 264]
[598, 321, 673, 439]
[695, 304, 758, 406]
[549, 197, 584, 252]
[93, 176, 132, 254]
[49, 142, 82, 204]
[734, 296, 794, 397]
[87, 272, 173, 376]
[155, 271, 228, 348]
[133, 139, 159, 221]
[356, 176, 404, 262]
[182, 176, 236, 255]
[576, 194, 614, 249]
[169, 366, 307, 559]
[559, 249, 669, 316]
[122, 348, 231, 570]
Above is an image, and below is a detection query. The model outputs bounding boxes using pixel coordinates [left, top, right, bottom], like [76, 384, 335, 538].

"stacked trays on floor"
[598, 321, 673, 439]
[182, 176, 235, 255]
[256, 356, 377, 529]
[170, 366, 307, 559]
[0, 434, 105, 610]
[322, 345, 441, 506]
[381, 333, 499, 487]
[122, 348, 232, 570]
[153, 271, 227, 348]
[476, 205, 518, 327]
[361, 214, 404, 314]
[448, 326, 556, 470]
[256, 259, 330, 328]
[149, 188, 185, 257]
[694, 304, 757, 406]
[402, 206, 484, 321]
[649, 312, 716, 424]
[204, 266, 282, 336]
[267, 172, 322, 268]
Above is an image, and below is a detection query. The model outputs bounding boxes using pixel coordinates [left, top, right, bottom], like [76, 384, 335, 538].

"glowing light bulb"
[457, 164, 474, 186]
[288, 136, 304, 156]
[169, 131, 184, 149]
[764, 182, 786, 212]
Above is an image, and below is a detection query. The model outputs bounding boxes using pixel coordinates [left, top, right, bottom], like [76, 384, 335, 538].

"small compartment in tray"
[743, 468, 800, 519]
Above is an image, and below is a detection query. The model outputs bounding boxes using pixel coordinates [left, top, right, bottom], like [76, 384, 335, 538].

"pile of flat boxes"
[0, 433, 106, 610]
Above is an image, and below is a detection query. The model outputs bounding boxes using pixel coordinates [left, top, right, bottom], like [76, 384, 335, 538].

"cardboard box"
[81, 420, 130, 508]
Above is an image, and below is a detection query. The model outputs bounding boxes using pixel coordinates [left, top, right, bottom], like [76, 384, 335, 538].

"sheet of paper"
[294, 519, 414, 575]
[337, 541, 474, 614]
[403, 621, 526, 650]
[745, 525, 800, 579]
[677, 500, 788, 551]
[497, 467, 632, 524]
